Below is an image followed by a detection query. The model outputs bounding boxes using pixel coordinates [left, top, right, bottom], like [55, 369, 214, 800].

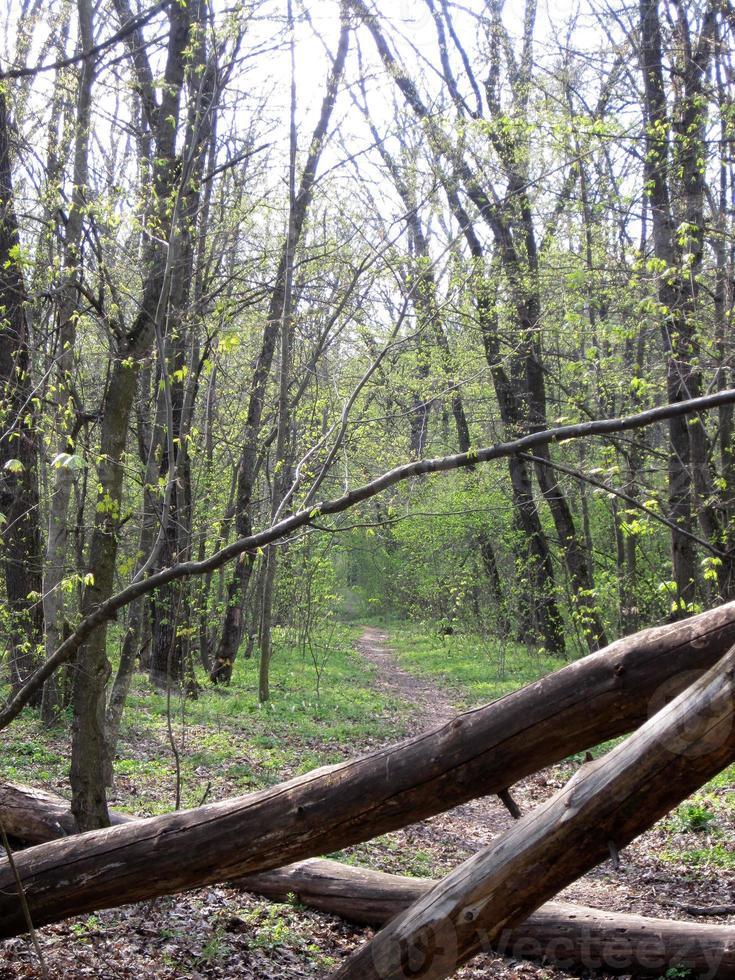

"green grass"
[384, 621, 566, 708]
[232, 902, 336, 970]
[329, 837, 439, 878]
[702, 763, 735, 796]
[659, 763, 734, 850]
[665, 801, 719, 834]
[125, 626, 405, 745]
[0, 624, 409, 815]
[660, 843, 735, 869]
[0, 720, 69, 785]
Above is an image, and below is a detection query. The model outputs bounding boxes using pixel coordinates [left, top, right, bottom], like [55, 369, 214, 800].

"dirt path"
[352, 625, 735, 980]
[354, 626, 532, 872]
[356, 626, 456, 728]
[353, 627, 576, 979]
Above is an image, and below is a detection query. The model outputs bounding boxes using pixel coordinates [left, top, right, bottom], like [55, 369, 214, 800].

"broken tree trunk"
[3, 787, 731, 977]
[330, 644, 735, 980]
[236, 859, 735, 977]
[0, 783, 134, 844]
[1, 604, 735, 937]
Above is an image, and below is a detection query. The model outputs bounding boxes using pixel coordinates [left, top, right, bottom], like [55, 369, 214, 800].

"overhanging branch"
[520, 452, 724, 556]
[2, 388, 735, 729]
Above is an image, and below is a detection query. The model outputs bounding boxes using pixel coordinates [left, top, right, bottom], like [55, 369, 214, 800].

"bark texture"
[0, 782, 134, 844]
[0, 92, 44, 699]
[236, 859, 735, 977]
[332, 644, 735, 980]
[70, 0, 193, 830]
[1, 604, 735, 935]
[4, 786, 730, 977]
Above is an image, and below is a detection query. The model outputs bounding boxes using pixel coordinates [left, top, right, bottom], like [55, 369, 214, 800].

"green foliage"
[234, 903, 334, 968]
[0, 725, 67, 784]
[193, 928, 232, 967]
[660, 844, 735, 870]
[667, 802, 718, 835]
[330, 837, 438, 879]
[0, 627, 409, 810]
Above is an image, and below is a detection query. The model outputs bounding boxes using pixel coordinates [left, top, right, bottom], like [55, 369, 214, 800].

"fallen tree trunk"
[0, 782, 134, 844]
[236, 859, 735, 976]
[1, 604, 735, 937]
[4, 787, 732, 977]
[330, 645, 735, 980]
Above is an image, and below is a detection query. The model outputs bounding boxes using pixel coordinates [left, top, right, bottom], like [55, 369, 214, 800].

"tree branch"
[520, 452, 725, 557]
[0, 1, 170, 81]
[2, 388, 735, 729]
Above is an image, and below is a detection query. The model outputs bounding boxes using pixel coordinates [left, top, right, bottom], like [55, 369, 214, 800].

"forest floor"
[1, 624, 733, 979]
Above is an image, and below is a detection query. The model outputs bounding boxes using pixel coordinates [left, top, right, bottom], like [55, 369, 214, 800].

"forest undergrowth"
[1, 623, 732, 979]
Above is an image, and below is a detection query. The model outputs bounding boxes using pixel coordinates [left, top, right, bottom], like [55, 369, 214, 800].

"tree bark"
[450, 203, 564, 653]
[362, 114, 509, 628]
[5, 786, 730, 978]
[235, 859, 735, 978]
[0, 782, 134, 844]
[332, 643, 735, 980]
[639, 0, 724, 611]
[70, 0, 192, 831]
[104, 599, 145, 785]
[0, 92, 44, 701]
[41, 0, 95, 725]
[1, 602, 735, 935]
[148, 4, 215, 691]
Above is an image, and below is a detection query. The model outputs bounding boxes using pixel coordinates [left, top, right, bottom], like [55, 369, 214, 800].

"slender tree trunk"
[402, 181, 507, 630]
[42, 0, 95, 724]
[71, 363, 139, 829]
[215, 18, 350, 681]
[353, 1, 604, 652]
[445, 197, 564, 652]
[70, 0, 192, 830]
[103, 602, 144, 784]
[0, 92, 44, 701]
[639, 0, 721, 614]
[104, 374, 164, 783]
[149, 10, 215, 691]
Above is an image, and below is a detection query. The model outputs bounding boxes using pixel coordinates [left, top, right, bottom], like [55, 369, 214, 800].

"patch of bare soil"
[355, 626, 516, 844]
[356, 626, 456, 725]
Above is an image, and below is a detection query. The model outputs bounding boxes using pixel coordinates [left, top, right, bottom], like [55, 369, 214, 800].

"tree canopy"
[1, 0, 734, 914]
